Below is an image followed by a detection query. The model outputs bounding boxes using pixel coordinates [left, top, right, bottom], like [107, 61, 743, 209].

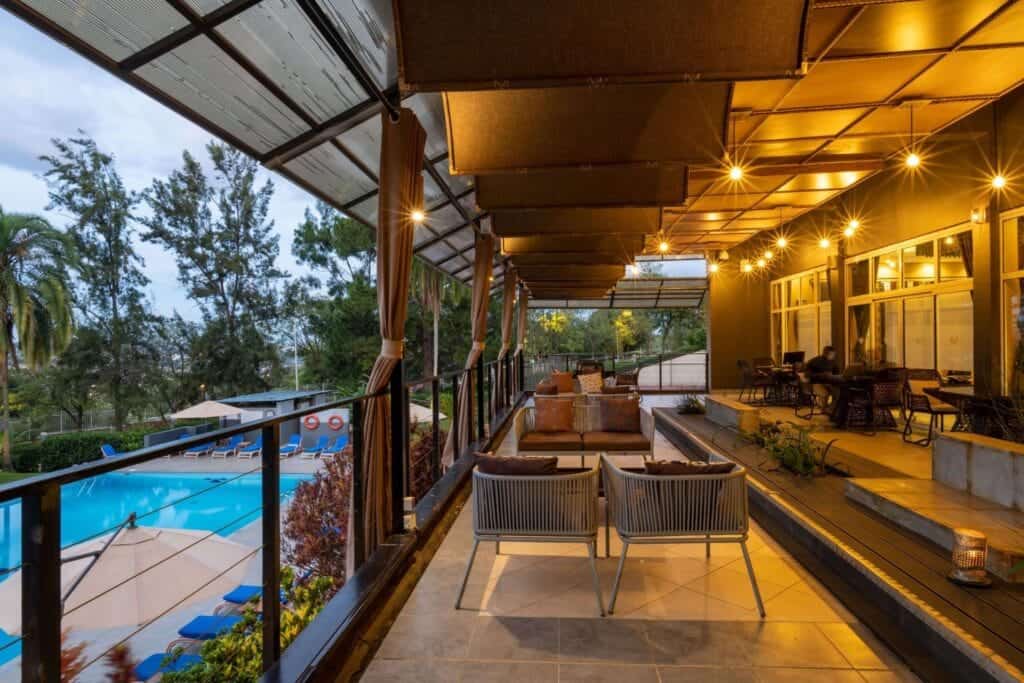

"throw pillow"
[535, 379, 558, 395]
[644, 460, 735, 475]
[534, 397, 575, 433]
[578, 372, 603, 394]
[476, 454, 559, 475]
[551, 370, 575, 394]
[600, 397, 642, 433]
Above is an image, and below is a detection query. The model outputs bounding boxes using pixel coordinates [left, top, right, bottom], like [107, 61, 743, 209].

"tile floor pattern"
[362, 403, 920, 682]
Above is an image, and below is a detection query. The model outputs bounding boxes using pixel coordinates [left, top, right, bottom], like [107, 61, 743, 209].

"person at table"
[806, 346, 843, 411]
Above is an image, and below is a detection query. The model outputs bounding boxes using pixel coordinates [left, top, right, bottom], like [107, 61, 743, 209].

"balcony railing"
[0, 353, 526, 682]
[525, 350, 708, 392]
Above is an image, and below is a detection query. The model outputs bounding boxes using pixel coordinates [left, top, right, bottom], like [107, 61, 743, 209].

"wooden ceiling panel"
[762, 189, 841, 208]
[749, 108, 869, 141]
[805, 6, 858, 58]
[827, 0, 1006, 57]
[964, 2, 1024, 45]
[492, 208, 659, 237]
[846, 100, 984, 136]
[394, 0, 810, 90]
[476, 166, 686, 209]
[821, 135, 906, 157]
[700, 173, 795, 195]
[501, 234, 645, 255]
[775, 170, 871, 192]
[517, 264, 626, 282]
[444, 83, 730, 174]
[896, 47, 1024, 99]
[731, 81, 795, 111]
[508, 252, 635, 266]
[688, 193, 768, 212]
[777, 55, 935, 109]
[739, 138, 831, 161]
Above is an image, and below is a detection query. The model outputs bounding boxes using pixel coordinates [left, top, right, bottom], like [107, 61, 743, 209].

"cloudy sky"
[0, 11, 318, 319]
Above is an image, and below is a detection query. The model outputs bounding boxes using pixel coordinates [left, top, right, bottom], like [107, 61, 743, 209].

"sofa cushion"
[583, 431, 650, 451]
[600, 397, 642, 433]
[578, 372, 603, 394]
[551, 370, 575, 394]
[476, 454, 559, 475]
[519, 431, 583, 451]
[643, 460, 735, 475]
[535, 379, 558, 395]
[534, 397, 574, 432]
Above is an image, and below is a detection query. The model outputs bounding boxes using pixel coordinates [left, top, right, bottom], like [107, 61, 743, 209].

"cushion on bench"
[519, 431, 583, 451]
[583, 431, 650, 451]
[476, 454, 559, 474]
[534, 396, 574, 432]
[551, 370, 575, 393]
[600, 396, 642, 432]
[644, 460, 735, 475]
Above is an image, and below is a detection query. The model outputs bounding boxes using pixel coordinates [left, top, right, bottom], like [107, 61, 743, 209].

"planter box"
[933, 432, 1024, 511]
[705, 395, 760, 434]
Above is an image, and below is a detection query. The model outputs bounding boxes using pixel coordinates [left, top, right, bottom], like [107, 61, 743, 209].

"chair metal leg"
[495, 540, 501, 555]
[587, 541, 606, 617]
[740, 541, 765, 618]
[608, 541, 629, 614]
[455, 539, 480, 609]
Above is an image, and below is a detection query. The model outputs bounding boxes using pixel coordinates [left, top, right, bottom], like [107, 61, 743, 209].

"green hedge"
[12, 430, 151, 473]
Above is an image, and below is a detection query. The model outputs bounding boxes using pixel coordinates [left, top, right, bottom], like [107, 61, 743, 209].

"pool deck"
[129, 452, 326, 475]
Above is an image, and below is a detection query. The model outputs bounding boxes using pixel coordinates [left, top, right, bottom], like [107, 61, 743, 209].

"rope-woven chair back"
[472, 468, 599, 538]
[601, 458, 747, 538]
[872, 380, 902, 408]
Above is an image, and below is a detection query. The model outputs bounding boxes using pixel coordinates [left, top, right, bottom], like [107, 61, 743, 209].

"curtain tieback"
[381, 338, 404, 359]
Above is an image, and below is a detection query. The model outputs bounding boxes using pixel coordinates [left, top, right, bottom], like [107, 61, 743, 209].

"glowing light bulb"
[763, 250, 773, 260]
[776, 236, 788, 249]
[741, 261, 753, 273]
[993, 174, 1007, 190]
[708, 262, 720, 273]
[728, 165, 744, 181]
[756, 258, 767, 268]
[905, 152, 921, 168]
[411, 209, 426, 223]
[819, 238, 831, 249]
[945, 236, 955, 245]
[843, 226, 855, 238]
[658, 240, 670, 253]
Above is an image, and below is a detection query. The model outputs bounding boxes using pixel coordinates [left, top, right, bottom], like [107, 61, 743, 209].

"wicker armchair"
[455, 467, 604, 616]
[600, 455, 764, 617]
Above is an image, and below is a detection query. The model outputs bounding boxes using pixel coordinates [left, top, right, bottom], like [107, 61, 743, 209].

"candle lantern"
[948, 528, 991, 587]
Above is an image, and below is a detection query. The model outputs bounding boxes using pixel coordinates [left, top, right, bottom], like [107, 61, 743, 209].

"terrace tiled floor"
[362, 404, 919, 682]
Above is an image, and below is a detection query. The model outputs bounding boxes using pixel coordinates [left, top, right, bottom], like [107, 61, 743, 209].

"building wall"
[709, 84, 1024, 392]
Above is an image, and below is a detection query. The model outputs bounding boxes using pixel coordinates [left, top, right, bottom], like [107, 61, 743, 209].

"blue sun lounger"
[135, 653, 202, 681]
[100, 444, 122, 459]
[319, 435, 349, 459]
[300, 435, 329, 459]
[238, 436, 262, 459]
[279, 434, 303, 458]
[182, 441, 214, 459]
[175, 614, 243, 642]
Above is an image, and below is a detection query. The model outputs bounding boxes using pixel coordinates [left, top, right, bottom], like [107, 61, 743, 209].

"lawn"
[0, 471, 35, 485]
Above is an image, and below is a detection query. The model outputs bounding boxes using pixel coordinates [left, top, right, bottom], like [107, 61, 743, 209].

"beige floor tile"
[465, 616, 559, 661]
[736, 622, 851, 669]
[622, 586, 761, 621]
[762, 583, 852, 623]
[683, 563, 790, 612]
[375, 610, 479, 660]
[360, 658, 463, 682]
[459, 661, 558, 682]
[816, 622, 890, 670]
[754, 668, 866, 683]
[558, 618, 652, 664]
[558, 662, 660, 682]
[658, 666, 758, 682]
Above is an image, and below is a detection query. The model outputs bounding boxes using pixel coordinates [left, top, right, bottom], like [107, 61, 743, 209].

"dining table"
[923, 384, 977, 432]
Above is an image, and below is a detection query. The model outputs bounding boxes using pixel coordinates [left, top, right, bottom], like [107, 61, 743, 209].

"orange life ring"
[303, 415, 320, 430]
[327, 415, 345, 431]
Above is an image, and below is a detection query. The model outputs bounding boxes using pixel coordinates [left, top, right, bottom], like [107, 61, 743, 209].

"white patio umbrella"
[170, 400, 242, 420]
[408, 402, 446, 424]
[0, 524, 255, 634]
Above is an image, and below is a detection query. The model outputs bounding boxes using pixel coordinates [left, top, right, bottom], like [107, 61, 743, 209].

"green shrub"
[12, 428, 153, 473]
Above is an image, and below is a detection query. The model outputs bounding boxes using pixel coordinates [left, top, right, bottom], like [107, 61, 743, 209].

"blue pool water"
[0, 471, 311, 665]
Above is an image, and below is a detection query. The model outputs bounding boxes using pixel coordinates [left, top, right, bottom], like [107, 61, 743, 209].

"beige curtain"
[360, 108, 426, 553]
[493, 270, 518, 411]
[442, 232, 495, 466]
[514, 285, 529, 392]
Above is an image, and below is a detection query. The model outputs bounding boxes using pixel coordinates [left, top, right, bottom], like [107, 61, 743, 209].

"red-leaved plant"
[283, 453, 351, 589]
[103, 644, 137, 683]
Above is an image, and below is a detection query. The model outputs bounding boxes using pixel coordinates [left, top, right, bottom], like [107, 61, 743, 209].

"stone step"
[846, 478, 1024, 583]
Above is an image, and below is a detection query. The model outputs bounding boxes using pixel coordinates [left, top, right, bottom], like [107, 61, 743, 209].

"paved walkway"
[362, 403, 919, 682]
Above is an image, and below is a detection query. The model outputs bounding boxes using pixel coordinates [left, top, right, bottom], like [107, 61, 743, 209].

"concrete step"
[846, 478, 1024, 583]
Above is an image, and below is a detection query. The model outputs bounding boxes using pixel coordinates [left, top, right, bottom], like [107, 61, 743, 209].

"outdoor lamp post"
[948, 528, 991, 587]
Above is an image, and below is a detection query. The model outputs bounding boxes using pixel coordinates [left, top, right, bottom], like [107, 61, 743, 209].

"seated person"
[805, 346, 843, 410]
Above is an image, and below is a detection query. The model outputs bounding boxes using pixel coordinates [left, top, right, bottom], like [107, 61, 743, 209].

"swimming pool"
[0, 471, 311, 665]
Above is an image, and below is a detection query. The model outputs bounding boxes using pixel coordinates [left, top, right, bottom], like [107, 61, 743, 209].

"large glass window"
[873, 251, 900, 292]
[771, 267, 831, 363]
[902, 241, 935, 288]
[1003, 213, 1024, 392]
[904, 296, 935, 370]
[849, 304, 871, 365]
[848, 260, 870, 297]
[940, 232, 972, 282]
[937, 291, 974, 374]
[875, 300, 902, 367]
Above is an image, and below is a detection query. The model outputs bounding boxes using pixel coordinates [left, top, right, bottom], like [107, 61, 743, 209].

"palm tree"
[0, 208, 73, 469]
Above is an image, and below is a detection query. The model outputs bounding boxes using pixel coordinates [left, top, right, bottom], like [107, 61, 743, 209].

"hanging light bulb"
[729, 165, 744, 181]
[763, 249, 774, 260]
[658, 240, 670, 253]
[741, 260, 753, 273]
[992, 174, 1007, 190]
[776, 236, 788, 249]
[756, 258, 767, 268]
[905, 152, 921, 169]
[843, 219, 859, 238]
[410, 209, 426, 223]
[708, 262, 720, 274]
[819, 237, 831, 249]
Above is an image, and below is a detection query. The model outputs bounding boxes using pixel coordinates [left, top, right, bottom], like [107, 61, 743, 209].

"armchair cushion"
[519, 431, 583, 451]
[535, 380, 558, 395]
[534, 397, 575, 432]
[643, 460, 735, 475]
[578, 372, 603, 394]
[600, 384, 632, 395]
[551, 370, 575, 394]
[583, 431, 650, 451]
[476, 454, 558, 475]
[599, 397, 642, 433]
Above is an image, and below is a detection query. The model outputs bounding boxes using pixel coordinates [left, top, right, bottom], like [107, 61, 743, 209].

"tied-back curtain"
[514, 286, 529, 392]
[361, 108, 426, 553]
[493, 270, 518, 410]
[442, 232, 495, 466]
